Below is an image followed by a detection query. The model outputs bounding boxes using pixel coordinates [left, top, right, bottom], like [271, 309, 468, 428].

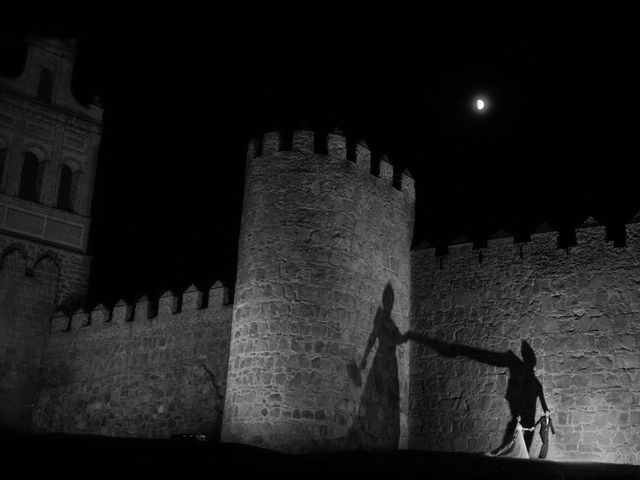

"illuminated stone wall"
[222, 130, 415, 452]
[32, 283, 232, 438]
[409, 222, 640, 464]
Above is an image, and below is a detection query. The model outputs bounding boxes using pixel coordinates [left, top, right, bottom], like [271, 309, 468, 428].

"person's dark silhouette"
[534, 410, 556, 459]
[405, 333, 548, 450]
[346, 283, 404, 449]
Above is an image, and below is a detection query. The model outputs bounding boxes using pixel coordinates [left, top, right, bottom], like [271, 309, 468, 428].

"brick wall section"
[222, 130, 415, 452]
[0, 250, 59, 431]
[31, 283, 232, 439]
[409, 223, 640, 464]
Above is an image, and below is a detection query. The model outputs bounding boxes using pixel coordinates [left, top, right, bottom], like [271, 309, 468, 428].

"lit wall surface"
[410, 224, 640, 464]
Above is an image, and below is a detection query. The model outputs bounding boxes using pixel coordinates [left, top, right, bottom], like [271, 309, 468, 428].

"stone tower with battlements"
[221, 129, 415, 452]
[0, 37, 103, 431]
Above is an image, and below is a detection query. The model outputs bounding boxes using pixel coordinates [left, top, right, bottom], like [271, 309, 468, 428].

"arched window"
[19, 151, 42, 202]
[38, 67, 53, 103]
[57, 164, 79, 212]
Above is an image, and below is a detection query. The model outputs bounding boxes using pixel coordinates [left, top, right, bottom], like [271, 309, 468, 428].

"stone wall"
[1, 35, 100, 433]
[0, 227, 92, 434]
[222, 130, 415, 452]
[32, 283, 232, 439]
[409, 222, 640, 464]
[0, 249, 59, 431]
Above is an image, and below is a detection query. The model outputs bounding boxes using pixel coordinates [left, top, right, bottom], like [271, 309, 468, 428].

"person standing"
[489, 415, 534, 458]
[534, 409, 556, 459]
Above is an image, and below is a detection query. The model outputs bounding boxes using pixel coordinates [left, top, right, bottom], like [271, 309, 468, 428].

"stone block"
[327, 131, 346, 160]
[91, 304, 110, 324]
[70, 309, 89, 330]
[293, 130, 313, 154]
[209, 281, 229, 305]
[111, 300, 132, 323]
[263, 131, 280, 154]
[159, 291, 179, 315]
[379, 155, 393, 182]
[134, 296, 150, 321]
[182, 284, 204, 311]
[355, 140, 371, 171]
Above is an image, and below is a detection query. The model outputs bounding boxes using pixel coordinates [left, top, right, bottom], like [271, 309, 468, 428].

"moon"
[476, 98, 486, 111]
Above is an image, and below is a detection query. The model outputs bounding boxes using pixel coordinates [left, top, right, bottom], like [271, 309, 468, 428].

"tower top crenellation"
[246, 129, 415, 200]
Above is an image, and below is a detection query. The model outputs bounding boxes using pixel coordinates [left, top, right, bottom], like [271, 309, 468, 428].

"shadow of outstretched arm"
[536, 378, 549, 413]
[360, 330, 377, 369]
[403, 331, 514, 368]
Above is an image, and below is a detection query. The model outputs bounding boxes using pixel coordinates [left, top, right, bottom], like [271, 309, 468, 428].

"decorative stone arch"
[33, 250, 62, 272]
[0, 244, 29, 272]
[61, 157, 81, 173]
[23, 144, 47, 161]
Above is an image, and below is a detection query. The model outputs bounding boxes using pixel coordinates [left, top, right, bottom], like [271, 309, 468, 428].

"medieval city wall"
[222, 130, 415, 452]
[32, 283, 232, 439]
[409, 221, 640, 464]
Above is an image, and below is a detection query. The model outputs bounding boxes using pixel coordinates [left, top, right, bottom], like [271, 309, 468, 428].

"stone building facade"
[1, 37, 638, 465]
[0, 37, 102, 430]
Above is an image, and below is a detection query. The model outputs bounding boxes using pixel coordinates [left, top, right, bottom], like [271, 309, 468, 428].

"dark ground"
[2, 432, 639, 479]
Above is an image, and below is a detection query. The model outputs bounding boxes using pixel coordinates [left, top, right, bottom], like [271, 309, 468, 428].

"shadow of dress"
[348, 301, 403, 449]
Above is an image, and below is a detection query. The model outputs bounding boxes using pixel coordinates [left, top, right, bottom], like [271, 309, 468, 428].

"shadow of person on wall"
[404, 333, 548, 451]
[345, 283, 405, 450]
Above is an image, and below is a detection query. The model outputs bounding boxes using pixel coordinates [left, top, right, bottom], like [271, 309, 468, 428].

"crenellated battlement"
[246, 129, 415, 200]
[50, 281, 231, 334]
[410, 218, 640, 464]
[35, 281, 233, 440]
[413, 216, 640, 270]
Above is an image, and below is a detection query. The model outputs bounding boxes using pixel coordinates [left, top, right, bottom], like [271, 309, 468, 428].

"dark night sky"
[1, 8, 638, 306]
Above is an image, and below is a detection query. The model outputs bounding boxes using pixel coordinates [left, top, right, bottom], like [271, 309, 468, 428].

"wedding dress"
[490, 422, 529, 459]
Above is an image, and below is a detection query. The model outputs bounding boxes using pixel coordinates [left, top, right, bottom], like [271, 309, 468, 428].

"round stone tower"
[222, 129, 415, 452]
